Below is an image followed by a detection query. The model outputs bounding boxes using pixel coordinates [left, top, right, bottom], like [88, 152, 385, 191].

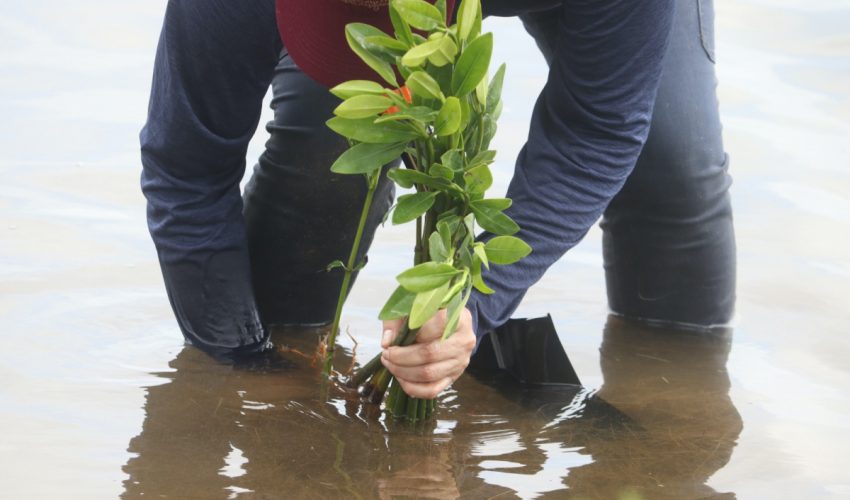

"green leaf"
[441, 149, 464, 171]
[379, 285, 417, 320]
[487, 63, 506, 114]
[434, 96, 461, 136]
[365, 35, 409, 54]
[392, 192, 437, 224]
[456, 0, 479, 41]
[459, 96, 472, 130]
[471, 1, 483, 39]
[345, 24, 398, 86]
[329, 80, 387, 100]
[406, 71, 444, 102]
[428, 36, 458, 67]
[484, 236, 532, 265]
[430, 163, 454, 180]
[403, 35, 458, 68]
[374, 106, 438, 124]
[393, 0, 444, 31]
[482, 115, 498, 148]
[492, 98, 504, 120]
[326, 260, 346, 272]
[402, 40, 440, 67]
[326, 117, 419, 143]
[387, 168, 452, 190]
[428, 231, 449, 262]
[334, 94, 393, 119]
[387, 168, 415, 189]
[452, 33, 492, 96]
[353, 257, 368, 271]
[439, 215, 461, 245]
[470, 198, 520, 235]
[331, 141, 407, 175]
[473, 198, 511, 210]
[442, 285, 471, 340]
[437, 218, 454, 249]
[468, 149, 497, 167]
[409, 282, 450, 329]
[473, 242, 489, 270]
[428, 63, 453, 96]
[435, 0, 447, 21]
[471, 261, 494, 294]
[397, 262, 460, 293]
[389, 3, 415, 47]
[463, 164, 492, 194]
[464, 212, 476, 235]
[443, 268, 468, 303]
[475, 69, 489, 107]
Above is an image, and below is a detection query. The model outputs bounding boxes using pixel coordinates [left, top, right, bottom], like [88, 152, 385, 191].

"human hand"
[380, 308, 476, 399]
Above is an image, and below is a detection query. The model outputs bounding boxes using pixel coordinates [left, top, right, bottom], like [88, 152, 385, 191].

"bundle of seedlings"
[322, 0, 530, 421]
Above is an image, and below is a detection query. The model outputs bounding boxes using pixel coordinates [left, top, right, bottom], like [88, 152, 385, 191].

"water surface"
[1, 1, 849, 498]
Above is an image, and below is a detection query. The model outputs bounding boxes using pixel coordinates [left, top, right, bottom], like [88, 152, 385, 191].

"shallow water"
[1, 1, 850, 499]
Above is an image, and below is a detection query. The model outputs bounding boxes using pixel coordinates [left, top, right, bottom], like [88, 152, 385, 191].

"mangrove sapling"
[324, 0, 531, 420]
[322, 167, 384, 376]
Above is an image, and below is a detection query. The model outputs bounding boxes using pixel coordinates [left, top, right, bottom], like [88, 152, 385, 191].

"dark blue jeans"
[520, 0, 735, 329]
[244, 0, 735, 332]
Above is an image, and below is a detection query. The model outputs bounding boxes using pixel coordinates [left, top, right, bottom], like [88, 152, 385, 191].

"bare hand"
[380, 308, 476, 399]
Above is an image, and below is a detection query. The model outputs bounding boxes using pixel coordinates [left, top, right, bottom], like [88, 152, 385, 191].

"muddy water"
[1, 1, 849, 499]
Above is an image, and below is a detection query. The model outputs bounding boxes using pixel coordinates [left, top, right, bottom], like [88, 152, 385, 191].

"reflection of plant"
[323, 0, 531, 421]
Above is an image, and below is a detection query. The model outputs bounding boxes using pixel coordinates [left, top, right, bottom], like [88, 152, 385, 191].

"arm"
[141, 0, 282, 360]
[466, 0, 676, 341]
[382, 0, 675, 395]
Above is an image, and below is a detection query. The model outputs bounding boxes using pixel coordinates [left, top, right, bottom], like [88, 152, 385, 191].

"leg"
[601, 0, 735, 328]
[242, 50, 396, 327]
[522, 0, 736, 328]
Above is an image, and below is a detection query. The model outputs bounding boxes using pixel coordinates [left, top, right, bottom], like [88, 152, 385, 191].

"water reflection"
[122, 318, 741, 498]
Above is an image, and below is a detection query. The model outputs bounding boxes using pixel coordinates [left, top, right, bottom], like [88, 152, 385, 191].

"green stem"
[324, 172, 380, 376]
[349, 352, 383, 387]
[406, 397, 419, 421]
[391, 380, 407, 417]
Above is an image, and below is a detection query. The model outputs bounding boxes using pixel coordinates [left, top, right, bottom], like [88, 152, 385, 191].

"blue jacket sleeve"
[467, 0, 676, 340]
[140, 0, 282, 358]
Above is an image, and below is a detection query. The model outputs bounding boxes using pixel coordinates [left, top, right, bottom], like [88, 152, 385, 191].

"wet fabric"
[140, 0, 733, 361]
[497, 0, 737, 333]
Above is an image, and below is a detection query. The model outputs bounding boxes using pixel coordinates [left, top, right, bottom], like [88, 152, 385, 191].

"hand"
[380, 308, 476, 399]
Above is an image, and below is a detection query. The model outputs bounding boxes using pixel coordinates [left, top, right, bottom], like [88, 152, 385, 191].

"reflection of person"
[121, 328, 462, 498]
[450, 316, 743, 498]
[560, 317, 743, 498]
[140, 0, 735, 395]
[121, 330, 387, 499]
[122, 318, 741, 498]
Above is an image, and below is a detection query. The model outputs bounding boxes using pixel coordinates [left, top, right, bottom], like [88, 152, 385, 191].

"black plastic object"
[469, 315, 581, 386]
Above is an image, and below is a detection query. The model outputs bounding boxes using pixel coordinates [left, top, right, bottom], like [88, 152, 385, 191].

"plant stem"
[348, 351, 383, 387]
[324, 172, 380, 376]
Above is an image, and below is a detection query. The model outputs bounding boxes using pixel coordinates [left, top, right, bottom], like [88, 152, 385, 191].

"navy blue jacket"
[141, 0, 674, 354]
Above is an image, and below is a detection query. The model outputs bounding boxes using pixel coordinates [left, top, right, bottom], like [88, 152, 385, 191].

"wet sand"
[1, 1, 850, 498]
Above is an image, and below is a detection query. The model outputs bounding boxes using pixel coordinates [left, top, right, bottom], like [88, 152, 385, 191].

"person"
[140, 0, 735, 398]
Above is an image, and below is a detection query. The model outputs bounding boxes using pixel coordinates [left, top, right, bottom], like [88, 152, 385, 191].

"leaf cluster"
[327, 0, 530, 339]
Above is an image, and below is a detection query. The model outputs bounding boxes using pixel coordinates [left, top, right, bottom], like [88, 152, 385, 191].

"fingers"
[379, 306, 475, 399]
[381, 318, 405, 348]
[414, 310, 448, 343]
[380, 307, 476, 399]
[380, 357, 463, 384]
[396, 376, 454, 400]
[382, 331, 474, 368]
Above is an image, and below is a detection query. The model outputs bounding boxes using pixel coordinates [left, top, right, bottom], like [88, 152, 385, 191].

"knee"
[623, 127, 733, 220]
